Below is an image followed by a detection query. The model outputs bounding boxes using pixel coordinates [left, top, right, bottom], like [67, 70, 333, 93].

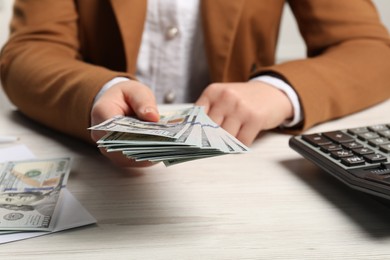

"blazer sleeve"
[255, 0, 390, 131]
[0, 0, 131, 142]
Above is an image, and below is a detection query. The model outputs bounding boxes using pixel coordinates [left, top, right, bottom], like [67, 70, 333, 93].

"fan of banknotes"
[0, 158, 72, 232]
[89, 106, 249, 166]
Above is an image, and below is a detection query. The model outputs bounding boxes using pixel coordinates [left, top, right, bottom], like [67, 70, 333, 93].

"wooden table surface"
[1, 100, 390, 259]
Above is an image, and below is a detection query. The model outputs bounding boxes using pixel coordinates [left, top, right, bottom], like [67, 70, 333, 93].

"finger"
[90, 128, 105, 143]
[236, 121, 262, 146]
[206, 92, 237, 126]
[206, 104, 225, 126]
[207, 87, 240, 126]
[195, 95, 211, 113]
[91, 99, 123, 124]
[220, 116, 242, 138]
[196, 83, 225, 114]
[126, 84, 160, 122]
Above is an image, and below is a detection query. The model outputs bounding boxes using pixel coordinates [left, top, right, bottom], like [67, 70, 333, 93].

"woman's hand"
[90, 80, 160, 167]
[196, 81, 294, 146]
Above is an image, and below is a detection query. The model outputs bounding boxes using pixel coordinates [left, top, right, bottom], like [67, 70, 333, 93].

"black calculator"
[289, 124, 390, 200]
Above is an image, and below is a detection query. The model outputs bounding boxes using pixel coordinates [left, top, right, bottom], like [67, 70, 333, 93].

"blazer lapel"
[110, 0, 147, 75]
[201, 0, 246, 82]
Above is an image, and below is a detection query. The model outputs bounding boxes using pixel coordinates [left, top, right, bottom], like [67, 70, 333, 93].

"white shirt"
[96, 0, 302, 127]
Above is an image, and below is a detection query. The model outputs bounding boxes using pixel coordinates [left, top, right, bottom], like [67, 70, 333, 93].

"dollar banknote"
[89, 106, 198, 139]
[0, 157, 71, 231]
[90, 106, 249, 166]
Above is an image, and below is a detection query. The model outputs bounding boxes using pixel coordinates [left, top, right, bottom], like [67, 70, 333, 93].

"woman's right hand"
[90, 80, 160, 167]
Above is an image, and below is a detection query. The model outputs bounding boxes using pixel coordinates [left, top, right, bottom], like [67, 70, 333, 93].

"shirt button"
[166, 26, 179, 39]
[164, 90, 176, 103]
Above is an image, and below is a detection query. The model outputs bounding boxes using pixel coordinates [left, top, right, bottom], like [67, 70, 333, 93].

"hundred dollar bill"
[89, 106, 199, 139]
[0, 157, 71, 231]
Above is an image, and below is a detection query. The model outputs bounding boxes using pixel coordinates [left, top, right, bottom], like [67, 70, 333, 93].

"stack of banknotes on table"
[89, 106, 249, 166]
[0, 158, 71, 232]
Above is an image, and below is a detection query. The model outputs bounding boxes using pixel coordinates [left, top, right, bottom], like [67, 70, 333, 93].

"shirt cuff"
[250, 75, 303, 128]
[93, 77, 130, 104]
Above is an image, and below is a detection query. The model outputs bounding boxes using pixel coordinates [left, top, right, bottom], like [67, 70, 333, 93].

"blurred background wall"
[1, 0, 390, 110]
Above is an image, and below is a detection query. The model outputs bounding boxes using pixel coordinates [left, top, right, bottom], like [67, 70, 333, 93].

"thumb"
[126, 83, 160, 122]
[138, 105, 160, 122]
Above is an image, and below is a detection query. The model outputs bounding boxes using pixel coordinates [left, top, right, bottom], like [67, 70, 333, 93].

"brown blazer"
[1, 0, 390, 142]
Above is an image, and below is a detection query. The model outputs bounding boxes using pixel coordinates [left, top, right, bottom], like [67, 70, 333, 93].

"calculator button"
[302, 134, 332, 146]
[320, 144, 342, 153]
[379, 144, 390, 153]
[368, 125, 389, 132]
[368, 137, 390, 147]
[352, 147, 374, 155]
[331, 149, 354, 159]
[340, 156, 365, 167]
[357, 132, 380, 141]
[363, 153, 388, 163]
[347, 127, 369, 135]
[342, 141, 363, 149]
[379, 130, 390, 138]
[323, 131, 354, 143]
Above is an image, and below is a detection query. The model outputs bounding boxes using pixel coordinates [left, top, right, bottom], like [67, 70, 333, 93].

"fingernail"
[143, 106, 159, 122]
[144, 106, 155, 114]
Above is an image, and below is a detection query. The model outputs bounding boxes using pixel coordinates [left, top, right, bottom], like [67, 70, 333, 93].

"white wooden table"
[1, 100, 390, 259]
